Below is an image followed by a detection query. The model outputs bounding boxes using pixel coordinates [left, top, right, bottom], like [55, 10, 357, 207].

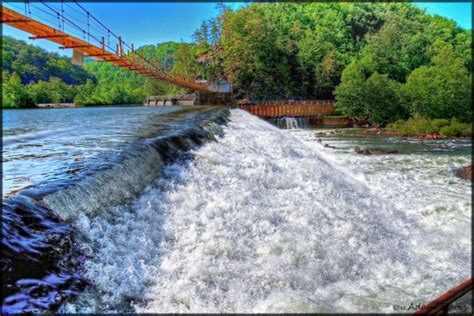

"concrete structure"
[144, 95, 196, 106]
[37, 103, 77, 108]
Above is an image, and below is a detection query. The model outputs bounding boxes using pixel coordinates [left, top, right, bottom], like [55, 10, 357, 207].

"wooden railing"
[237, 100, 336, 118]
[413, 278, 472, 315]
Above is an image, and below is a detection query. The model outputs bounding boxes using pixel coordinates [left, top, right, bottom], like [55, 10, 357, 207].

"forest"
[2, 2, 472, 126]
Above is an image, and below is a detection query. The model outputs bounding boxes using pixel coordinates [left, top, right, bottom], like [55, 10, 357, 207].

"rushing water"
[2, 106, 209, 197]
[2, 108, 471, 313]
[1, 105, 229, 313]
[275, 117, 309, 129]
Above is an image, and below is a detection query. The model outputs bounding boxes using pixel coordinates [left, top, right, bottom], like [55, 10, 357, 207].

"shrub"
[439, 118, 472, 137]
[388, 117, 472, 137]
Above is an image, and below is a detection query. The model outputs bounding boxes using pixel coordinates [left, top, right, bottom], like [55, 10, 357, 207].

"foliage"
[387, 117, 471, 137]
[364, 72, 405, 125]
[2, 37, 177, 107]
[2, 1, 472, 125]
[334, 61, 367, 118]
[2, 71, 33, 107]
[439, 118, 472, 137]
[2, 36, 93, 85]
[335, 66, 406, 125]
[402, 41, 472, 122]
[28, 77, 76, 104]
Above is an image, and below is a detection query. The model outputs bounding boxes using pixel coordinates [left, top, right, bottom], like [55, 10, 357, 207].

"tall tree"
[403, 41, 472, 122]
[334, 61, 367, 118]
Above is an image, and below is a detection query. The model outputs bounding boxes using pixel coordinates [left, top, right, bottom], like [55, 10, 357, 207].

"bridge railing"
[237, 99, 335, 106]
[237, 100, 336, 118]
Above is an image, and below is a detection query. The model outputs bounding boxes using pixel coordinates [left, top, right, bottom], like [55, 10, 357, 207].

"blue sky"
[3, 1, 472, 57]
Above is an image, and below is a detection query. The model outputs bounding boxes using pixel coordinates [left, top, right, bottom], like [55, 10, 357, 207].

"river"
[2, 107, 471, 313]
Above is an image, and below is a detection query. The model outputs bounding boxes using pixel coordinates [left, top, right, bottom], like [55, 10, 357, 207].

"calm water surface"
[2, 106, 196, 196]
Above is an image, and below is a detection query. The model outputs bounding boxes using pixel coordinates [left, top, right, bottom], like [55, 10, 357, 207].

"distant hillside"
[2, 36, 194, 107]
[2, 36, 94, 85]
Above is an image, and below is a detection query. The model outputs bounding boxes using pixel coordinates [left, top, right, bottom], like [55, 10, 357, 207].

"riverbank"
[314, 126, 472, 140]
[2, 103, 144, 110]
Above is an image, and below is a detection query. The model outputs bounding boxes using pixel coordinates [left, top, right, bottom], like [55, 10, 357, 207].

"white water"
[276, 117, 309, 129]
[64, 109, 471, 313]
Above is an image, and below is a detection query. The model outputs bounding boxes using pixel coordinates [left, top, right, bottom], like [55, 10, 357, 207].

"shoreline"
[355, 128, 472, 140]
[2, 104, 145, 110]
[313, 127, 472, 141]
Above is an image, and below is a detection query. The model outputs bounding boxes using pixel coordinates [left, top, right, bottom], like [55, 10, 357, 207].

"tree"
[173, 43, 200, 79]
[74, 79, 97, 105]
[2, 71, 32, 107]
[334, 61, 367, 118]
[403, 42, 471, 122]
[360, 16, 424, 82]
[365, 72, 406, 124]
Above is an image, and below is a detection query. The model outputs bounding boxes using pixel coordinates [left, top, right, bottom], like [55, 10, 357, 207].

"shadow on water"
[1, 106, 230, 313]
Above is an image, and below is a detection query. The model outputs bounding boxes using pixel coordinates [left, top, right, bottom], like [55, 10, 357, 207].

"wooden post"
[101, 36, 105, 51]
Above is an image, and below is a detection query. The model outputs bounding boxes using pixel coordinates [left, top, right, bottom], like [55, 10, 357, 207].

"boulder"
[354, 145, 398, 155]
[456, 165, 472, 181]
[315, 132, 326, 137]
[354, 146, 371, 155]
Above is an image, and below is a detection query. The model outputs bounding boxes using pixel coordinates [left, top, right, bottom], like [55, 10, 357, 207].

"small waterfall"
[1, 106, 230, 313]
[276, 117, 309, 129]
[18, 108, 230, 221]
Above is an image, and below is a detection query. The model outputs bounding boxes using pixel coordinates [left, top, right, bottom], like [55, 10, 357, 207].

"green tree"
[74, 79, 97, 105]
[2, 71, 32, 107]
[334, 61, 367, 118]
[403, 42, 471, 122]
[365, 72, 406, 124]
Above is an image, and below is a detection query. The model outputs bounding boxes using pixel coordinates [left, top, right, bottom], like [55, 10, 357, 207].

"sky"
[2, 1, 472, 57]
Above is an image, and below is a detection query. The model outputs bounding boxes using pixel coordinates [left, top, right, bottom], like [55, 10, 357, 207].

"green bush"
[388, 117, 472, 137]
[431, 119, 450, 131]
[439, 118, 472, 137]
[387, 117, 434, 136]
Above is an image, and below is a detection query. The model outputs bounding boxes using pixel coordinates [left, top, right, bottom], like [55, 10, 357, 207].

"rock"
[354, 145, 398, 155]
[416, 133, 445, 140]
[456, 165, 472, 181]
[354, 146, 369, 155]
[68, 167, 82, 175]
[324, 143, 337, 149]
[316, 138, 322, 143]
[366, 147, 399, 155]
[369, 127, 382, 135]
[315, 132, 326, 137]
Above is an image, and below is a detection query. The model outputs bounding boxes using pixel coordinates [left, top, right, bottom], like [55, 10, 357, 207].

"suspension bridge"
[0, 3, 418, 127]
[1, 1, 212, 92]
[2, 1, 335, 117]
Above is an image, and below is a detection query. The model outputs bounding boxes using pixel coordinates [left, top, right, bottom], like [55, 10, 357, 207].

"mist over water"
[61, 109, 471, 313]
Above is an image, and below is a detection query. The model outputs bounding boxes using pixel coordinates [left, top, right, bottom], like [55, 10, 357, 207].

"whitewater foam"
[63, 109, 471, 313]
